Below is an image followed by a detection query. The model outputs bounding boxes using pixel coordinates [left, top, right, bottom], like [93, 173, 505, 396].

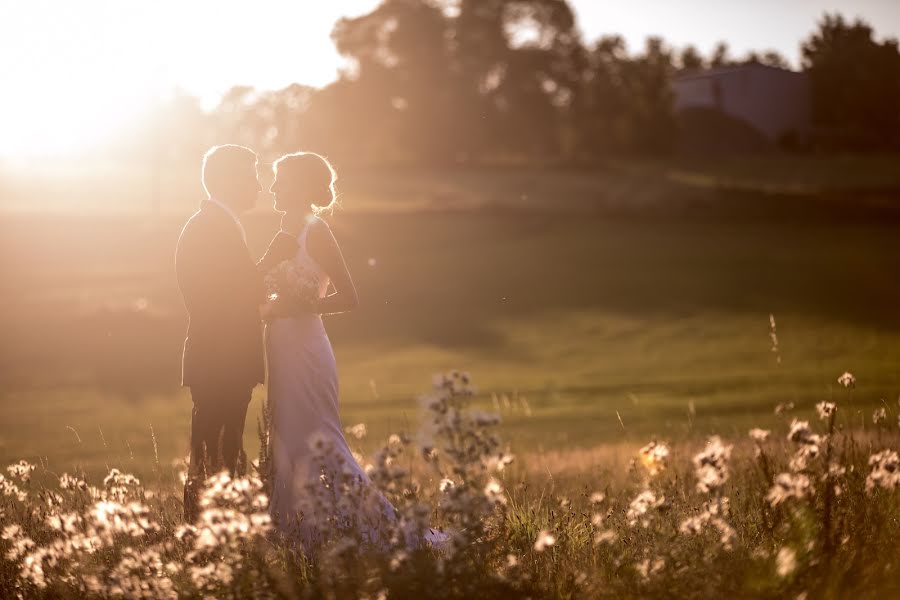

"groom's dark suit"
[176, 200, 282, 520]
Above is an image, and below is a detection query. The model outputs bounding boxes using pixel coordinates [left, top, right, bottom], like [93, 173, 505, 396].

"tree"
[453, 0, 585, 158]
[576, 36, 677, 156]
[679, 45, 704, 72]
[575, 35, 630, 155]
[625, 37, 678, 155]
[330, 0, 455, 162]
[802, 13, 900, 150]
[710, 42, 731, 68]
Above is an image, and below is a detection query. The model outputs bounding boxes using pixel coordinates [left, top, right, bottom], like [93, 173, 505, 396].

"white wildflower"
[815, 402, 836, 421]
[627, 490, 665, 527]
[865, 449, 899, 493]
[776, 547, 797, 578]
[775, 402, 794, 415]
[484, 477, 507, 505]
[767, 472, 812, 506]
[693, 436, 732, 493]
[6, 460, 35, 482]
[533, 529, 556, 552]
[749, 428, 770, 442]
[635, 557, 665, 580]
[345, 423, 367, 440]
[638, 440, 670, 477]
[593, 529, 618, 545]
[837, 372, 856, 388]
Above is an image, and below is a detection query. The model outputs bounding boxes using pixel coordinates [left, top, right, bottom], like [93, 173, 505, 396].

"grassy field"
[1, 162, 900, 481]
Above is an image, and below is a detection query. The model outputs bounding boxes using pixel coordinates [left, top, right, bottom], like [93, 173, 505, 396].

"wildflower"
[589, 491, 606, 504]
[638, 440, 670, 477]
[635, 557, 665, 580]
[345, 423, 367, 440]
[45, 512, 81, 534]
[534, 529, 556, 552]
[775, 402, 794, 415]
[785, 420, 822, 472]
[872, 408, 887, 426]
[865, 449, 899, 493]
[678, 497, 735, 549]
[767, 472, 812, 506]
[483, 452, 515, 472]
[593, 529, 618, 545]
[749, 428, 770, 442]
[0, 475, 27, 501]
[189, 561, 234, 590]
[815, 402, 836, 421]
[789, 445, 820, 472]
[59, 473, 88, 491]
[627, 490, 665, 527]
[103, 468, 140, 488]
[390, 550, 409, 571]
[2, 524, 36, 562]
[787, 420, 817, 445]
[693, 436, 733, 493]
[484, 477, 507, 505]
[7, 460, 35, 482]
[102, 468, 142, 502]
[776, 547, 797, 578]
[837, 372, 856, 388]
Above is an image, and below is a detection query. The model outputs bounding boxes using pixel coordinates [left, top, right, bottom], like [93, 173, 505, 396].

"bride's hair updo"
[272, 151, 338, 215]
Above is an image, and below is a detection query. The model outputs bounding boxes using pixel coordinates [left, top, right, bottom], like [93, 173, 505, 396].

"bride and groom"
[175, 144, 418, 547]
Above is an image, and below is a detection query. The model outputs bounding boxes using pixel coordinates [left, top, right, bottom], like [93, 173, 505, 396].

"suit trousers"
[183, 383, 253, 521]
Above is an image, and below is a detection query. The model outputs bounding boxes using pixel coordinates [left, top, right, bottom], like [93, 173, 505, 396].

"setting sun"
[0, 0, 378, 156]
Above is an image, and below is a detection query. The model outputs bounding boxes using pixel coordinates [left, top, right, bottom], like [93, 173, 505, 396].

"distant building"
[672, 63, 811, 151]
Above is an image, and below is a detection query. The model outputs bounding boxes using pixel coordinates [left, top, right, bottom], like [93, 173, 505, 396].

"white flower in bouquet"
[264, 259, 321, 309]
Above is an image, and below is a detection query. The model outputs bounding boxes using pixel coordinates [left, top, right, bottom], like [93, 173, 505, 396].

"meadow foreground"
[1, 371, 899, 599]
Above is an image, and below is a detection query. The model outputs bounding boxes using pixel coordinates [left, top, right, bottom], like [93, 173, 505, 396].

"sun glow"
[0, 0, 379, 158]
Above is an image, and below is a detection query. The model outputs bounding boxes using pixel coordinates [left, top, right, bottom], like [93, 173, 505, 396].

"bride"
[258, 152, 436, 550]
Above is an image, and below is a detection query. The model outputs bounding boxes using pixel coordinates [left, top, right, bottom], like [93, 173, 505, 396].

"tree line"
[127, 2, 900, 165]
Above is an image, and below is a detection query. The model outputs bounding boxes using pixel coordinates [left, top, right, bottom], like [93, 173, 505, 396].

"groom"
[176, 144, 296, 521]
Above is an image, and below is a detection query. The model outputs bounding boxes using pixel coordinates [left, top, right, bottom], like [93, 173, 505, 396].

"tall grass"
[1, 371, 898, 599]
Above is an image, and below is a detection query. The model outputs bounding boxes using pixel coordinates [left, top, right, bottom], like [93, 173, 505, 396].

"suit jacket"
[175, 201, 268, 389]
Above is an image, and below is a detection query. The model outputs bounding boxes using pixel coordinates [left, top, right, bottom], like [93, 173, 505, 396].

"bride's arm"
[308, 219, 359, 315]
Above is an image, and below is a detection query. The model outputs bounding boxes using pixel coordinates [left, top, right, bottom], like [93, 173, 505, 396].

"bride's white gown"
[265, 218, 399, 548]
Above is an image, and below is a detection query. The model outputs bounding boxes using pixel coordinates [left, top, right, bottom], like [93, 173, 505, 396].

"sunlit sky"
[1, 0, 898, 157]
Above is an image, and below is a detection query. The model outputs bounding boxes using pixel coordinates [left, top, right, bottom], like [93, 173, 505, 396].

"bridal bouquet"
[264, 259, 321, 312]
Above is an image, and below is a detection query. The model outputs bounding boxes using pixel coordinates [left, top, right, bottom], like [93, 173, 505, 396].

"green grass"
[2, 186, 900, 479]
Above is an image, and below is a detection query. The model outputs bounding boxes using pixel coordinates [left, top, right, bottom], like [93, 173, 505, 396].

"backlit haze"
[1, 0, 897, 157]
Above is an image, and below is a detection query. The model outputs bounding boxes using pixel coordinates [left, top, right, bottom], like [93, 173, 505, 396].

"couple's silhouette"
[176, 145, 396, 545]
